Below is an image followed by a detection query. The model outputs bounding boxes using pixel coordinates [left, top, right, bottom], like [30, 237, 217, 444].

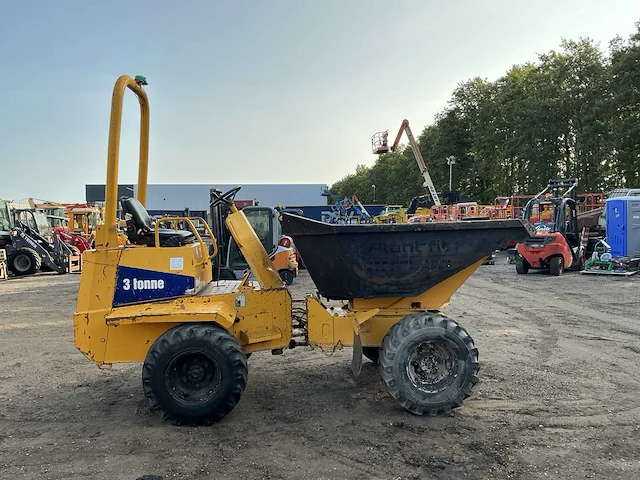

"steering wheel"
[210, 186, 242, 209]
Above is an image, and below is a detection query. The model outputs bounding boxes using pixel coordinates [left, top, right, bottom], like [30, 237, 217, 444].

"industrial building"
[86, 183, 330, 217]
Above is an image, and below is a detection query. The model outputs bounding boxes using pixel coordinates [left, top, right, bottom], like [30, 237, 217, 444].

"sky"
[1, 0, 639, 203]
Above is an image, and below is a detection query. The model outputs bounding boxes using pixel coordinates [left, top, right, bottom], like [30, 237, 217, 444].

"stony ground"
[1, 253, 639, 480]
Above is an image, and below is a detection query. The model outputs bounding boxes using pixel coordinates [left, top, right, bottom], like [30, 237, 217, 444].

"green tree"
[609, 22, 640, 186]
[331, 20, 640, 204]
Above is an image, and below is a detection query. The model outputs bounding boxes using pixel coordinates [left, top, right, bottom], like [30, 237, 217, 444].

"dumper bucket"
[282, 214, 535, 299]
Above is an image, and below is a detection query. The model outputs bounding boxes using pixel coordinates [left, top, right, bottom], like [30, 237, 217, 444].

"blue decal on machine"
[113, 266, 195, 306]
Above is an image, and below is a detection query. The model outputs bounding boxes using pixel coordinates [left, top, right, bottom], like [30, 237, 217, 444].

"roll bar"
[96, 75, 150, 248]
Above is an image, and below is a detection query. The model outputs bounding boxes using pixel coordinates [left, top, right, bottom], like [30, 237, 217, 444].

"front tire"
[142, 324, 247, 426]
[279, 269, 294, 285]
[515, 257, 529, 274]
[9, 248, 41, 276]
[379, 312, 479, 416]
[549, 256, 564, 276]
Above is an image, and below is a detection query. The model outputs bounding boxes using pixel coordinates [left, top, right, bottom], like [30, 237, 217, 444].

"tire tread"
[142, 323, 247, 426]
[378, 312, 479, 416]
[9, 248, 41, 276]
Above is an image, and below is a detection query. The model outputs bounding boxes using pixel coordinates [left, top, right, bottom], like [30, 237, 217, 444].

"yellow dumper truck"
[73, 75, 533, 425]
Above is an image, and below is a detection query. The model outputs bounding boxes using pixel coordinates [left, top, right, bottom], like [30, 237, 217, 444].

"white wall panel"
[139, 184, 328, 210]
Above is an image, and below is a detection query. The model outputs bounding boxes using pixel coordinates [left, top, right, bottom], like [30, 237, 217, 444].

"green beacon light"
[134, 75, 148, 86]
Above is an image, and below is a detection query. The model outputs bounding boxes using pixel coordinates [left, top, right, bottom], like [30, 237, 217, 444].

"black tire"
[142, 324, 248, 426]
[515, 257, 529, 274]
[379, 312, 479, 416]
[9, 248, 41, 276]
[363, 346, 380, 364]
[279, 269, 294, 286]
[549, 256, 564, 276]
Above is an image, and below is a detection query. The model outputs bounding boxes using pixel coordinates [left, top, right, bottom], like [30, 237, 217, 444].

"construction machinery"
[0, 200, 81, 276]
[372, 119, 441, 207]
[269, 244, 298, 285]
[65, 204, 104, 236]
[0, 200, 14, 246]
[52, 226, 93, 253]
[26, 199, 100, 251]
[13, 207, 53, 240]
[15, 205, 90, 256]
[375, 199, 492, 225]
[224, 222, 299, 285]
[374, 205, 408, 224]
[515, 179, 587, 276]
[207, 195, 298, 283]
[277, 233, 304, 269]
[73, 75, 533, 426]
[406, 194, 434, 216]
[322, 195, 373, 224]
[29, 198, 105, 237]
[374, 195, 435, 224]
[5, 225, 81, 276]
[3, 212, 81, 277]
[27, 198, 67, 228]
[274, 206, 306, 268]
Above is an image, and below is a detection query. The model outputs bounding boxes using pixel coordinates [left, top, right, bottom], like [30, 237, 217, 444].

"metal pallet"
[581, 269, 638, 276]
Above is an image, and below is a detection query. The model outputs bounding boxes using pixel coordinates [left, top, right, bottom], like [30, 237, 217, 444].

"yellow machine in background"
[27, 198, 67, 227]
[374, 205, 408, 224]
[66, 206, 104, 235]
[74, 75, 532, 425]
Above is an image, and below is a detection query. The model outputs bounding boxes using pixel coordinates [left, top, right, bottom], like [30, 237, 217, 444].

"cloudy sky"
[1, 0, 639, 202]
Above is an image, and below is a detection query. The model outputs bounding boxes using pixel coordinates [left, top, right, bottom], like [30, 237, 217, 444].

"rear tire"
[9, 248, 41, 276]
[142, 324, 248, 426]
[515, 257, 529, 274]
[549, 256, 564, 276]
[379, 312, 479, 416]
[279, 269, 294, 285]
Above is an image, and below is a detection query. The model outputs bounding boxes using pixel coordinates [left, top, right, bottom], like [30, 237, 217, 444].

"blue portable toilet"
[606, 197, 640, 257]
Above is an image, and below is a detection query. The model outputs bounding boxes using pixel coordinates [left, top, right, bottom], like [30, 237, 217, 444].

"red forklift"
[515, 178, 586, 276]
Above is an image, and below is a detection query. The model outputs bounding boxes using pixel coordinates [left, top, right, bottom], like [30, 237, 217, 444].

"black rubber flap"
[282, 214, 534, 300]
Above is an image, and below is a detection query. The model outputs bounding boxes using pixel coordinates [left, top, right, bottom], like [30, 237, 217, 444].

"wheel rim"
[558, 257, 564, 273]
[15, 254, 32, 272]
[406, 341, 458, 394]
[165, 350, 221, 405]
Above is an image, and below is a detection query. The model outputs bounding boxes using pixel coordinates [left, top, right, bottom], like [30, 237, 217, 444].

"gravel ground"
[1, 252, 639, 480]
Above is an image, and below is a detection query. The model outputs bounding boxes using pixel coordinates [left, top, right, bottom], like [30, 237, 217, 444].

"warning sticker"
[170, 257, 184, 271]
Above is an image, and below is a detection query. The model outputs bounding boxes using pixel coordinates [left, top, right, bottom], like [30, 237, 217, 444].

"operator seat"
[120, 197, 196, 247]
